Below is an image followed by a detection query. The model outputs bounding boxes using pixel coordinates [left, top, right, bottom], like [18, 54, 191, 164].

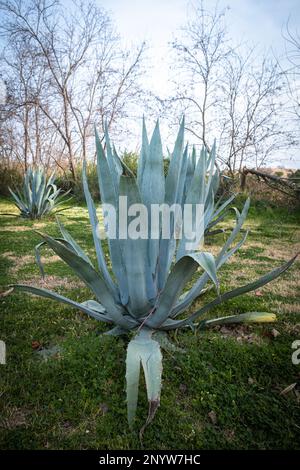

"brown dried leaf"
[208, 410, 217, 425]
[280, 383, 297, 395]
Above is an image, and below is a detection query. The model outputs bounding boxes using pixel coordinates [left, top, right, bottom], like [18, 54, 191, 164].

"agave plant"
[9, 167, 71, 219]
[12, 119, 297, 431]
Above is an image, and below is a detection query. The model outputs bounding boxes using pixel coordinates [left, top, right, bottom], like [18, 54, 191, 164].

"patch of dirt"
[0, 225, 30, 232]
[278, 303, 300, 315]
[1, 408, 31, 430]
[214, 324, 263, 344]
[3, 251, 67, 276]
[32, 222, 47, 229]
[3, 252, 35, 274]
[19, 275, 84, 290]
[263, 276, 300, 298]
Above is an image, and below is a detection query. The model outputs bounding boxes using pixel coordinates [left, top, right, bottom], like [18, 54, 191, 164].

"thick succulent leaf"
[165, 117, 185, 205]
[199, 312, 277, 329]
[140, 120, 165, 280]
[95, 129, 129, 305]
[209, 194, 236, 225]
[12, 284, 111, 323]
[152, 331, 185, 353]
[217, 198, 250, 262]
[80, 299, 106, 313]
[158, 117, 185, 289]
[184, 146, 196, 201]
[119, 175, 152, 316]
[162, 254, 298, 330]
[56, 216, 93, 266]
[140, 120, 165, 206]
[137, 117, 149, 190]
[82, 161, 118, 297]
[36, 233, 132, 328]
[126, 329, 162, 429]
[147, 252, 218, 329]
[175, 144, 189, 207]
[104, 326, 128, 336]
[176, 146, 206, 260]
[9, 168, 69, 219]
[171, 229, 249, 318]
[8, 187, 28, 213]
[34, 237, 79, 278]
[104, 122, 122, 194]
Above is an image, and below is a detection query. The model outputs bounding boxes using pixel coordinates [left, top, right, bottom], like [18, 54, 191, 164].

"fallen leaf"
[271, 328, 280, 338]
[0, 287, 13, 298]
[280, 383, 297, 395]
[31, 341, 42, 350]
[208, 410, 217, 425]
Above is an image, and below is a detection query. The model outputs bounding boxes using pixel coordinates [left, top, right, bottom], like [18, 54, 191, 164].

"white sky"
[99, 0, 300, 168]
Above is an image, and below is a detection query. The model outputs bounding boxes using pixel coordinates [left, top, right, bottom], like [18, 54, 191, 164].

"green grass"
[0, 196, 299, 450]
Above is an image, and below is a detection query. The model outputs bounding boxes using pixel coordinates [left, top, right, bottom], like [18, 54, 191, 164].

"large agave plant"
[12, 119, 297, 431]
[9, 167, 71, 219]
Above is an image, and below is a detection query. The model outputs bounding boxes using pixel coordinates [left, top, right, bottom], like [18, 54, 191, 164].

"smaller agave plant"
[9, 167, 71, 219]
[12, 119, 297, 434]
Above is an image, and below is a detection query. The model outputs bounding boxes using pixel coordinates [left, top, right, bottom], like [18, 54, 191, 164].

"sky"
[101, 1, 300, 167]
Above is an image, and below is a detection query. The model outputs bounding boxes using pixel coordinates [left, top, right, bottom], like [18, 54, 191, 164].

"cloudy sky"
[100, 0, 300, 167]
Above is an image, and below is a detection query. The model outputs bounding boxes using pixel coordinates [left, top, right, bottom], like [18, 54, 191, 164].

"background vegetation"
[0, 195, 299, 450]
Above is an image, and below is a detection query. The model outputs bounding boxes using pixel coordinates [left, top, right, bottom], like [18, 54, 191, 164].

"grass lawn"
[0, 196, 299, 450]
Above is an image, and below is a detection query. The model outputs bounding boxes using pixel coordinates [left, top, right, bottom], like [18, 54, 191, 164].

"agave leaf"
[176, 145, 206, 260]
[152, 331, 185, 353]
[119, 175, 152, 316]
[95, 129, 129, 305]
[104, 122, 122, 194]
[9, 168, 70, 219]
[126, 328, 162, 430]
[104, 326, 128, 336]
[217, 198, 250, 261]
[209, 194, 236, 226]
[137, 117, 149, 190]
[148, 252, 218, 329]
[158, 117, 186, 289]
[36, 233, 132, 328]
[8, 187, 27, 213]
[12, 284, 111, 323]
[171, 228, 249, 318]
[56, 216, 93, 266]
[204, 141, 217, 203]
[140, 120, 165, 281]
[163, 254, 298, 330]
[82, 161, 118, 297]
[80, 299, 106, 313]
[199, 312, 277, 329]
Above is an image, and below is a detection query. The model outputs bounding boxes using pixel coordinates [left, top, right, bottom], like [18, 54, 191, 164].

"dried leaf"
[280, 383, 297, 395]
[208, 410, 217, 425]
[31, 341, 42, 350]
[271, 328, 280, 338]
[0, 287, 13, 298]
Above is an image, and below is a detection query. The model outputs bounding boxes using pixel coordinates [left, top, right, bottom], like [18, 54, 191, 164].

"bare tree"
[165, 1, 293, 173]
[0, 0, 146, 179]
[168, 1, 231, 150]
[283, 21, 300, 122]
